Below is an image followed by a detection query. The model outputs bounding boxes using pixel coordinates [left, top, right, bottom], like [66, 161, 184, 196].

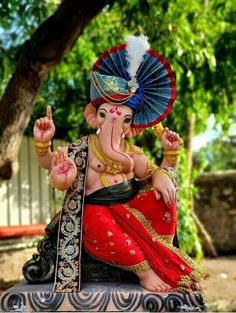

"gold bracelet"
[34, 140, 51, 156]
[152, 168, 171, 181]
[163, 150, 180, 166]
[163, 150, 180, 156]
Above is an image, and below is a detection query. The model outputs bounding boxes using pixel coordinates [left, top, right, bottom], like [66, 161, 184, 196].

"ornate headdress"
[90, 35, 176, 128]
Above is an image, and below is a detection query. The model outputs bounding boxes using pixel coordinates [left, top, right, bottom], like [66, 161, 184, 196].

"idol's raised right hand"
[33, 106, 55, 143]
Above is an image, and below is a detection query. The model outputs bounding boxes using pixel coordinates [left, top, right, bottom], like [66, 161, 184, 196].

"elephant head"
[84, 103, 144, 174]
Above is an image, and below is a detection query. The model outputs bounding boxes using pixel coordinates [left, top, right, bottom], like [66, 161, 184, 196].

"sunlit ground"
[202, 256, 236, 312]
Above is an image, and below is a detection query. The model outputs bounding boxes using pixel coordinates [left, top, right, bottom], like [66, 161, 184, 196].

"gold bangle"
[164, 157, 178, 167]
[152, 168, 171, 181]
[34, 140, 51, 156]
[34, 140, 51, 148]
[163, 150, 180, 166]
[153, 167, 179, 189]
[163, 150, 180, 156]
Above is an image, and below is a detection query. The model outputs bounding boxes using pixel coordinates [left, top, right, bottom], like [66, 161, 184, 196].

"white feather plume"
[125, 35, 150, 78]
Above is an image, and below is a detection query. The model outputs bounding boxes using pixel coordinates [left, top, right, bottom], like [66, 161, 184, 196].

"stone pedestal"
[0, 281, 205, 312]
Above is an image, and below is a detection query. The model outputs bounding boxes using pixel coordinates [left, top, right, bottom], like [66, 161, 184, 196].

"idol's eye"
[99, 111, 106, 118]
[124, 117, 132, 124]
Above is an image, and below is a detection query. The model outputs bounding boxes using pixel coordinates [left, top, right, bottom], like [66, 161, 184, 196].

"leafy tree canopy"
[194, 134, 236, 172]
[1, 0, 235, 142]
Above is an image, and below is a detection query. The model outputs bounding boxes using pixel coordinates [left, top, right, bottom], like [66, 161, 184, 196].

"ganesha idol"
[24, 35, 204, 293]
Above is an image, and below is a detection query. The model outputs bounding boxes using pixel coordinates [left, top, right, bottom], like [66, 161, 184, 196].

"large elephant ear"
[126, 127, 145, 138]
[83, 103, 99, 129]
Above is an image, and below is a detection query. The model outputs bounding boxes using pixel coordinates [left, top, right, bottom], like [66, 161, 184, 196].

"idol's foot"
[137, 268, 173, 292]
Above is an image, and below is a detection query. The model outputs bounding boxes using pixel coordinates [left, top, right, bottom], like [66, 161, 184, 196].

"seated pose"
[33, 35, 204, 293]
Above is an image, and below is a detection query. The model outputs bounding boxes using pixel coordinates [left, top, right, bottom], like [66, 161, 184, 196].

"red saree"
[83, 189, 203, 293]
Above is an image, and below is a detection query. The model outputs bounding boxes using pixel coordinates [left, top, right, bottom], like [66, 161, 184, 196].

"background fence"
[0, 136, 67, 226]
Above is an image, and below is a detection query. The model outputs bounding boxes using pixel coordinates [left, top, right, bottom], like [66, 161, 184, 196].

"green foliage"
[111, 0, 236, 137]
[1, 0, 235, 257]
[0, 0, 57, 95]
[177, 150, 203, 258]
[194, 135, 236, 172]
[2, 0, 235, 140]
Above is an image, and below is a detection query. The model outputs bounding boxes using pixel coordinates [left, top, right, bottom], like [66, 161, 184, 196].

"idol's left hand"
[161, 127, 180, 151]
[152, 172, 177, 207]
[50, 148, 77, 191]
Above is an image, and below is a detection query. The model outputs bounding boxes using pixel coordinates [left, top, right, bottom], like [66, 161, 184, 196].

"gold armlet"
[163, 150, 180, 166]
[34, 140, 51, 156]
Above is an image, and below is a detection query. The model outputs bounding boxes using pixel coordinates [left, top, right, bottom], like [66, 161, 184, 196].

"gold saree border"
[84, 248, 150, 274]
[53, 136, 89, 293]
[125, 205, 205, 278]
[118, 260, 151, 273]
[159, 234, 174, 244]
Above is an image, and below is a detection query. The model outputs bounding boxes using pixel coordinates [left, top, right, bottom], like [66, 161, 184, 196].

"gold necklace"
[90, 135, 128, 187]
[100, 173, 127, 187]
[90, 134, 123, 175]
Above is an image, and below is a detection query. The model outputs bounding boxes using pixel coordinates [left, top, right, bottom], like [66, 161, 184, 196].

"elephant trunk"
[98, 122, 134, 174]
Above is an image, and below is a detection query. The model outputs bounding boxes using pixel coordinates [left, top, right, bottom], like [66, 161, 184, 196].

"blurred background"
[0, 0, 235, 311]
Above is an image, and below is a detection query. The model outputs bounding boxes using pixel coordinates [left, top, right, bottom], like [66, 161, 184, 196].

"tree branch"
[0, 0, 113, 180]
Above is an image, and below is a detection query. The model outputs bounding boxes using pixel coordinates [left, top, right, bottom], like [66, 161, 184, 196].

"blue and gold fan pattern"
[90, 42, 176, 128]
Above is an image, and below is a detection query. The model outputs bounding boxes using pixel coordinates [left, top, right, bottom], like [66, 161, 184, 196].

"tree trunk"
[0, 0, 113, 180]
[185, 114, 195, 175]
[192, 211, 217, 257]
